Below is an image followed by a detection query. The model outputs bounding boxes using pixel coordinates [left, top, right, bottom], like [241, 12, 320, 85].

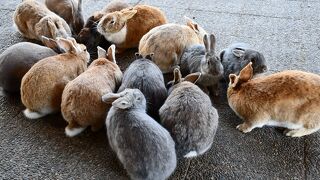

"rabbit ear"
[56, 38, 78, 54]
[209, 34, 216, 52]
[41, 36, 65, 53]
[122, 9, 137, 20]
[239, 62, 253, 82]
[185, 16, 199, 33]
[97, 46, 107, 58]
[173, 68, 182, 84]
[203, 34, 210, 52]
[135, 52, 143, 59]
[107, 44, 116, 63]
[183, 72, 201, 84]
[219, 50, 225, 62]
[232, 49, 245, 58]
[229, 74, 239, 88]
[102, 93, 121, 104]
[145, 53, 154, 61]
[47, 19, 58, 39]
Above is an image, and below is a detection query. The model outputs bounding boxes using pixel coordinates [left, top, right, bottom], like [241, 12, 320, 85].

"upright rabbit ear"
[122, 9, 137, 20]
[219, 50, 225, 62]
[67, 37, 78, 46]
[145, 53, 154, 61]
[135, 52, 143, 59]
[56, 38, 78, 54]
[209, 34, 216, 52]
[203, 34, 210, 52]
[183, 72, 201, 84]
[229, 74, 239, 88]
[239, 62, 253, 82]
[41, 36, 65, 53]
[47, 19, 58, 39]
[106, 44, 116, 63]
[102, 93, 121, 104]
[173, 68, 182, 84]
[185, 16, 199, 33]
[232, 49, 245, 58]
[97, 46, 107, 58]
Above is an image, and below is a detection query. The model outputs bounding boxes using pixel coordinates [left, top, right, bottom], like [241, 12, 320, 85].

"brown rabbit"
[139, 17, 207, 73]
[13, 0, 72, 41]
[97, 4, 167, 53]
[21, 37, 89, 119]
[61, 45, 123, 137]
[45, 0, 84, 34]
[227, 62, 320, 137]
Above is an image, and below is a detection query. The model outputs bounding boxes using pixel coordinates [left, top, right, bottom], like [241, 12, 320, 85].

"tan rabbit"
[45, 0, 84, 34]
[13, 0, 71, 41]
[139, 17, 207, 73]
[227, 62, 320, 137]
[97, 4, 167, 53]
[61, 45, 123, 137]
[21, 37, 89, 119]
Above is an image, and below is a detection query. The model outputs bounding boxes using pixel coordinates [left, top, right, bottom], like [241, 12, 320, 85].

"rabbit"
[180, 34, 224, 96]
[227, 62, 320, 137]
[160, 68, 219, 158]
[76, 0, 130, 59]
[139, 17, 207, 73]
[117, 53, 167, 120]
[97, 4, 167, 53]
[102, 88, 177, 180]
[61, 45, 122, 137]
[13, 0, 72, 42]
[220, 42, 267, 81]
[45, 0, 84, 35]
[0, 36, 64, 93]
[21, 37, 89, 119]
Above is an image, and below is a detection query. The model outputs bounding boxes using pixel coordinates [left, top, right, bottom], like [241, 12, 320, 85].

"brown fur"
[21, 38, 89, 116]
[227, 63, 320, 137]
[98, 5, 167, 51]
[13, 0, 71, 41]
[139, 18, 207, 73]
[61, 46, 122, 135]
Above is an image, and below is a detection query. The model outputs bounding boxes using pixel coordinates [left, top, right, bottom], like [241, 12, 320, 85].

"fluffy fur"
[20, 38, 89, 119]
[117, 54, 167, 120]
[159, 69, 219, 158]
[61, 45, 122, 136]
[102, 89, 177, 180]
[139, 17, 207, 73]
[45, 0, 84, 34]
[97, 4, 167, 52]
[0, 39, 60, 93]
[227, 63, 320, 137]
[220, 42, 267, 81]
[13, 0, 71, 41]
[180, 34, 224, 96]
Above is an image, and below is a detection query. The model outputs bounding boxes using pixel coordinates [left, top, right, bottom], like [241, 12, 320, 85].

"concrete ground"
[1, 0, 320, 179]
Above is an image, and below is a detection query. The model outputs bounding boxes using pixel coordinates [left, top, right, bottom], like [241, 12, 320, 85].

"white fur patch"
[65, 126, 86, 137]
[184, 151, 198, 158]
[266, 120, 302, 129]
[103, 25, 127, 45]
[23, 109, 46, 119]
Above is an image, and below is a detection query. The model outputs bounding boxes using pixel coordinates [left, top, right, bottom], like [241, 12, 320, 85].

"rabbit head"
[228, 62, 253, 89]
[185, 16, 207, 43]
[201, 34, 224, 76]
[102, 89, 146, 110]
[57, 37, 90, 63]
[167, 68, 201, 93]
[97, 8, 137, 34]
[36, 16, 71, 39]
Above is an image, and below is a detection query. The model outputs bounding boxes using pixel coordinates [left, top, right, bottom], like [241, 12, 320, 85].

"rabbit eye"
[137, 97, 141, 101]
[110, 20, 115, 24]
[84, 48, 87, 52]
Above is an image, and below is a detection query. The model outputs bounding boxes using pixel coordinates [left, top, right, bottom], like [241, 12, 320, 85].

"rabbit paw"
[236, 123, 253, 133]
[285, 128, 317, 137]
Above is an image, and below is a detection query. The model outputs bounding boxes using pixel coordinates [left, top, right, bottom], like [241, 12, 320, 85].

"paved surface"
[1, 0, 320, 179]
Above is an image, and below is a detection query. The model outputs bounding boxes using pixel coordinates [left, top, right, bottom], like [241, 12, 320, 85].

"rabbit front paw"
[236, 123, 253, 133]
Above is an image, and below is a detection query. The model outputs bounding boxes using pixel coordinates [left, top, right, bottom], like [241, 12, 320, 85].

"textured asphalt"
[1, 0, 320, 179]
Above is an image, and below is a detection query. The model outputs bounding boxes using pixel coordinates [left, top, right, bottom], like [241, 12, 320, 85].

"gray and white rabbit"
[160, 68, 219, 158]
[117, 53, 167, 120]
[180, 34, 223, 96]
[102, 88, 177, 180]
[219, 42, 267, 81]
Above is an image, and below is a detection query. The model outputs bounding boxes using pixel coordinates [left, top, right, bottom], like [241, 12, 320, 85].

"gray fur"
[103, 89, 177, 180]
[118, 56, 167, 120]
[220, 42, 268, 81]
[160, 70, 219, 158]
[0, 42, 57, 93]
[180, 34, 223, 95]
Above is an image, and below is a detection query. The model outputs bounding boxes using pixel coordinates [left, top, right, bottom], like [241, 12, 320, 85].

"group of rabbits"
[0, 0, 319, 179]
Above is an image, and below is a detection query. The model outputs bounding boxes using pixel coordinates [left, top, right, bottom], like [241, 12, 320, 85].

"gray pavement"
[1, 0, 320, 179]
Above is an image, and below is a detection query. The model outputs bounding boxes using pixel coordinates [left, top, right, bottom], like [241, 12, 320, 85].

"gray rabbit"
[219, 42, 267, 81]
[180, 34, 223, 96]
[117, 53, 167, 120]
[160, 68, 219, 158]
[102, 88, 177, 180]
